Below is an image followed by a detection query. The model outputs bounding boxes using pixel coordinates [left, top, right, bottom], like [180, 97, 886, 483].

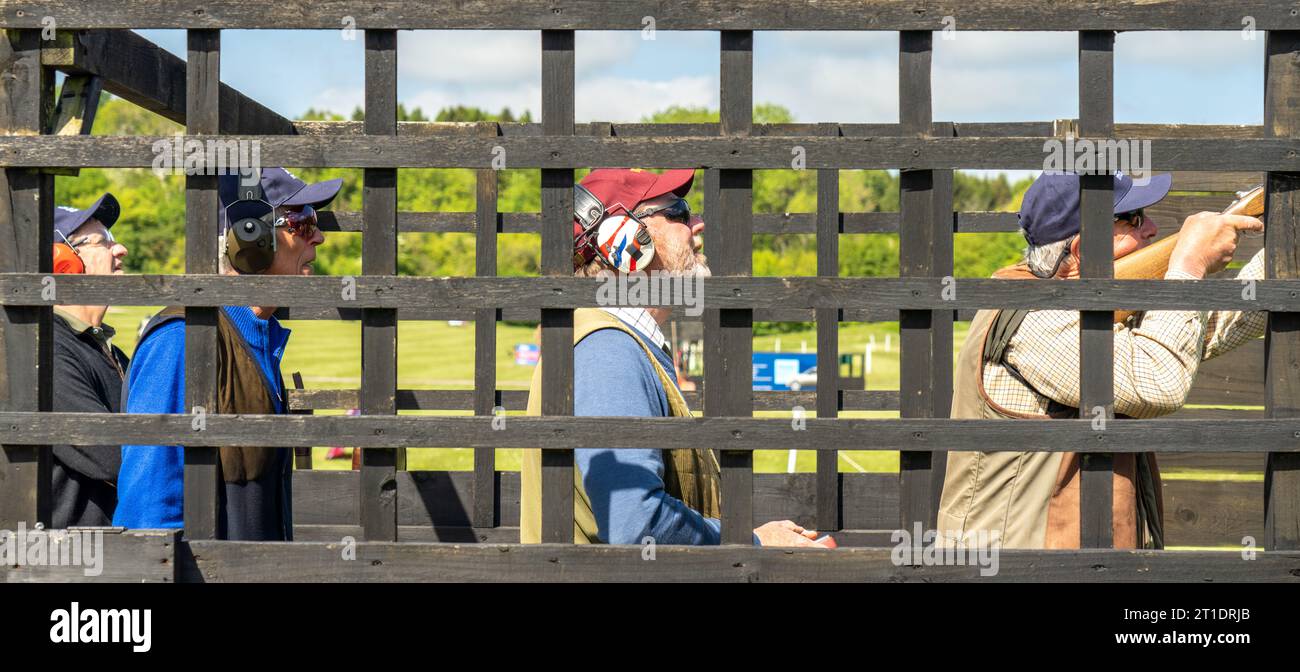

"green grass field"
[105, 305, 971, 474]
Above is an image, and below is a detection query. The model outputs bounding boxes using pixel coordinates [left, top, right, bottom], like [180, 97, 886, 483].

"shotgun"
[1112, 185, 1266, 324]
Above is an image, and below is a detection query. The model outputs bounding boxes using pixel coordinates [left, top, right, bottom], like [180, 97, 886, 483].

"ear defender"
[225, 214, 277, 274]
[224, 168, 277, 274]
[595, 213, 655, 273]
[53, 242, 85, 274]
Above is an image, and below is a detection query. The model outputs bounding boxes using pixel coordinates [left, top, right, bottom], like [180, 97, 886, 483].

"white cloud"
[576, 75, 717, 122]
[399, 31, 539, 86]
[1116, 31, 1263, 73]
[307, 87, 366, 117]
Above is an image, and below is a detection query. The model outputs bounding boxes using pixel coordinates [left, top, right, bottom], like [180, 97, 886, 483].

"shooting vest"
[134, 306, 286, 484]
[938, 264, 1164, 549]
[520, 308, 722, 544]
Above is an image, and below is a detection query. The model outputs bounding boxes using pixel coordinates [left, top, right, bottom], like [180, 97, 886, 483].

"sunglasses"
[275, 205, 319, 239]
[1116, 209, 1145, 229]
[635, 198, 692, 225]
[68, 228, 116, 250]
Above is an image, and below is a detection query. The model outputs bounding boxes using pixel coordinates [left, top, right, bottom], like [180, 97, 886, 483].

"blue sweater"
[576, 320, 754, 545]
[114, 306, 290, 529]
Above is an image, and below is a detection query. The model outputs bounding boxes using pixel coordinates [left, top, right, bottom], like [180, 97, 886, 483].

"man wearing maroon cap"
[520, 168, 822, 547]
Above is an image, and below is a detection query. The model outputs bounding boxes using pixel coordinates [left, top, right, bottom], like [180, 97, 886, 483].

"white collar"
[600, 307, 669, 355]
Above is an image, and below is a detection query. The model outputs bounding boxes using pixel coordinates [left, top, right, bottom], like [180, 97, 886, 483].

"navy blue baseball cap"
[54, 192, 120, 240]
[219, 167, 342, 233]
[1019, 172, 1173, 247]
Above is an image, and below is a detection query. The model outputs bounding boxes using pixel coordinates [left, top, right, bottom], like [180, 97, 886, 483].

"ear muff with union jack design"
[573, 183, 655, 273]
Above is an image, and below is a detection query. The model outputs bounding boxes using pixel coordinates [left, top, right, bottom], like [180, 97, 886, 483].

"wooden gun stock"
[1112, 185, 1265, 324]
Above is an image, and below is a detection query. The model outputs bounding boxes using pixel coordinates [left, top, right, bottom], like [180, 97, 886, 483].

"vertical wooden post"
[1078, 30, 1115, 548]
[898, 30, 935, 532]
[182, 29, 221, 540]
[1263, 30, 1300, 552]
[473, 120, 501, 531]
[539, 29, 575, 543]
[929, 121, 956, 517]
[815, 123, 841, 533]
[360, 29, 402, 541]
[0, 29, 54, 529]
[707, 30, 755, 544]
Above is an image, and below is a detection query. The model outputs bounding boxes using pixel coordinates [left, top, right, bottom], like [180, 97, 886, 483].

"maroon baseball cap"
[573, 168, 695, 268]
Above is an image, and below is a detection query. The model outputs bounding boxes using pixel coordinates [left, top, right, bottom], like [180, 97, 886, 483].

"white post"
[774, 337, 781, 353]
[865, 343, 873, 376]
[787, 448, 798, 474]
[800, 340, 807, 354]
[884, 333, 892, 353]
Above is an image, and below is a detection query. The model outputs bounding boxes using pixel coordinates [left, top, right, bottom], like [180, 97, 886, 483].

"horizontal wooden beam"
[0, 528, 177, 582]
[1, 413, 1298, 452]
[42, 29, 294, 134]
[2, 274, 1299, 311]
[286, 388, 901, 412]
[2, 135, 1297, 171]
[5, 1, 1299, 31]
[177, 542, 1300, 583]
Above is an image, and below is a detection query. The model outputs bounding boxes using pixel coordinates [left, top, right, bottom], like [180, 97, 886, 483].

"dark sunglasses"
[1116, 208, 1145, 229]
[636, 198, 692, 225]
[275, 204, 319, 239]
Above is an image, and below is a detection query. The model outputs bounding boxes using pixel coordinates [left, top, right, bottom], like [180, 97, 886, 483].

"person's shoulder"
[577, 327, 651, 360]
[134, 318, 186, 358]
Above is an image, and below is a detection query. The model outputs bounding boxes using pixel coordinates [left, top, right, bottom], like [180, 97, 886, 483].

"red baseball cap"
[573, 168, 695, 268]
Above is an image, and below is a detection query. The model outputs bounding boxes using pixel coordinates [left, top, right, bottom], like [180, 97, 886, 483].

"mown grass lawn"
[105, 304, 974, 474]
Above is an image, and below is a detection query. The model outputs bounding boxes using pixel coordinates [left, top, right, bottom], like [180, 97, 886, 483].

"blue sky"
[136, 28, 1266, 126]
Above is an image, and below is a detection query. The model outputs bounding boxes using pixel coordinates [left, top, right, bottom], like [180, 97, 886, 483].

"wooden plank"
[290, 372, 311, 470]
[182, 29, 220, 541]
[713, 29, 755, 544]
[1264, 28, 1300, 552]
[929, 123, 956, 518]
[0, 28, 52, 529]
[285, 388, 903, 413]
[42, 29, 294, 134]
[360, 29, 401, 542]
[539, 29, 574, 543]
[1078, 30, 1115, 549]
[178, 542, 1300, 583]
[898, 30, 934, 532]
[14, 1, 1300, 31]
[9, 135, 1300, 172]
[0, 529, 177, 583]
[1164, 478, 1263, 549]
[7, 412, 1300, 453]
[11, 274, 1300, 312]
[1187, 339, 1265, 406]
[815, 123, 840, 532]
[473, 121, 500, 530]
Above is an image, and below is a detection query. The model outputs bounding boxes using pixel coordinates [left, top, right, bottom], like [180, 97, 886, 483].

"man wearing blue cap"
[49, 193, 131, 528]
[114, 168, 339, 540]
[937, 172, 1264, 550]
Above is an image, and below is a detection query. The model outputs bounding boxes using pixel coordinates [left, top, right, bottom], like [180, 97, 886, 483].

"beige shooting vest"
[937, 265, 1164, 549]
[519, 308, 722, 544]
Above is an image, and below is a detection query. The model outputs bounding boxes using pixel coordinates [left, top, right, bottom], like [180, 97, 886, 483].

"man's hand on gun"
[1168, 212, 1264, 278]
[754, 520, 836, 548]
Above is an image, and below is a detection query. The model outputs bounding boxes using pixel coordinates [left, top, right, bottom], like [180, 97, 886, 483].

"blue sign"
[752, 352, 817, 391]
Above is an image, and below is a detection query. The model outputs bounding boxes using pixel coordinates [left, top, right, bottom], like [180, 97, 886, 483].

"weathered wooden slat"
[0, 528, 178, 582]
[10, 274, 1300, 311]
[290, 372, 311, 470]
[293, 120, 1262, 141]
[815, 123, 841, 532]
[177, 542, 1300, 583]
[713, 29, 756, 544]
[539, 29, 575, 543]
[1264, 29, 1300, 553]
[898, 30, 935, 532]
[929, 123, 956, 519]
[0, 28, 52, 529]
[1078, 30, 1116, 549]
[473, 121, 500, 530]
[360, 29, 402, 542]
[182, 29, 220, 541]
[6, 135, 1300, 171]
[285, 388, 903, 413]
[10, 1, 1300, 31]
[12, 413, 1300, 453]
[41, 29, 294, 134]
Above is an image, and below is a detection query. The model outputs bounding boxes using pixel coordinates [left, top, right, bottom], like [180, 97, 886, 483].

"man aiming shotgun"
[937, 172, 1265, 549]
